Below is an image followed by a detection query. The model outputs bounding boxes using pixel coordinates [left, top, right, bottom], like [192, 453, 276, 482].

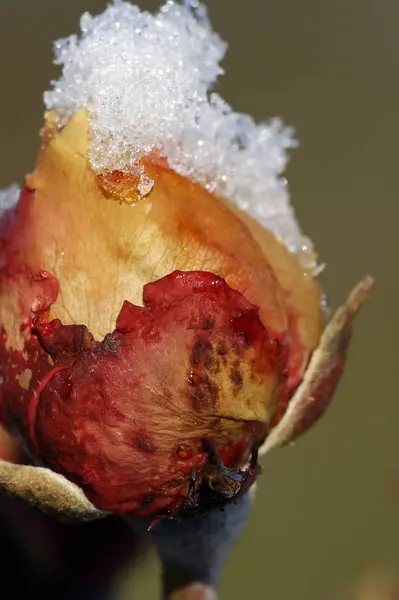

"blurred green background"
[0, 0, 397, 598]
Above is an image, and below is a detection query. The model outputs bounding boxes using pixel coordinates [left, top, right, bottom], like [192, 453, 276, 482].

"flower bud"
[0, 111, 323, 515]
[0, 1, 371, 520]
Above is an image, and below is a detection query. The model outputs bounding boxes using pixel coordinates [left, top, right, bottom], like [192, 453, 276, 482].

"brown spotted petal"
[28, 270, 285, 516]
[0, 459, 104, 520]
[261, 276, 374, 454]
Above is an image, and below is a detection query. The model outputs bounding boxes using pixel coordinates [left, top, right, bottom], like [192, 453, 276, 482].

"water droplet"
[176, 443, 193, 460]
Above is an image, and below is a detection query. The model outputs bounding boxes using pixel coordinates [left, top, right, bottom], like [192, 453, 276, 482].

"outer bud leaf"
[261, 276, 374, 453]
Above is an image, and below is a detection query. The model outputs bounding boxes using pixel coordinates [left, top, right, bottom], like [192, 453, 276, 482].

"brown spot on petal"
[188, 368, 219, 411]
[101, 333, 120, 356]
[217, 337, 228, 356]
[230, 364, 243, 393]
[192, 337, 213, 367]
[136, 433, 156, 453]
[140, 495, 155, 507]
[201, 318, 214, 330]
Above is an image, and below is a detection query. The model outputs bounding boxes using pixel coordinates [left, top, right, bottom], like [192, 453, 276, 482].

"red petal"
[28, 270, 286, 515]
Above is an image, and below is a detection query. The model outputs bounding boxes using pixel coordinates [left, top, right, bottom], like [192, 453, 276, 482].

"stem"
[130, 492, 252, 600]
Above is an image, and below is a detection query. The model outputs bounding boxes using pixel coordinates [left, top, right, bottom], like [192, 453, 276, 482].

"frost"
[0, 184, 20, 218]
[44, 0, 314, 262]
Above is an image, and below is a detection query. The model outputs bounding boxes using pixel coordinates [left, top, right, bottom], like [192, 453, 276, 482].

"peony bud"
[0, 1, 371, 521]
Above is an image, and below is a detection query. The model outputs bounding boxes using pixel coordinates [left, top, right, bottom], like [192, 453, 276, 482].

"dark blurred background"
[0, 0, 398, 599]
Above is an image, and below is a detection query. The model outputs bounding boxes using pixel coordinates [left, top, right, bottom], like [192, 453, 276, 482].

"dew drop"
[176, 443, 193, 460]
